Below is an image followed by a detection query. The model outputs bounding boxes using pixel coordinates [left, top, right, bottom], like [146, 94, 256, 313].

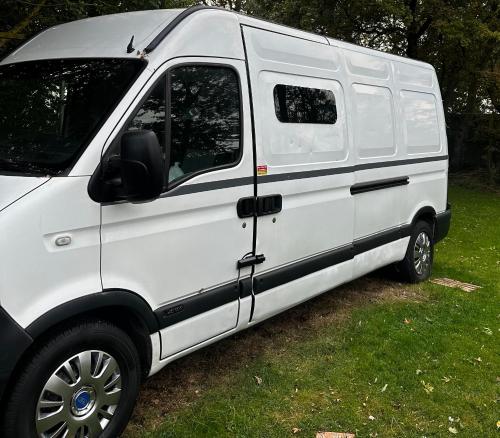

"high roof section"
[2, 6, 432, 70]
[1, 9, 183, 65]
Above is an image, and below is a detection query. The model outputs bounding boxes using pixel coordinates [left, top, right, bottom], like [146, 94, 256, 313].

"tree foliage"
[0, 0, 498, 175]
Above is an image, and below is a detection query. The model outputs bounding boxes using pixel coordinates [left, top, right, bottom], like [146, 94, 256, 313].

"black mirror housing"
[121, 130, 164, 202]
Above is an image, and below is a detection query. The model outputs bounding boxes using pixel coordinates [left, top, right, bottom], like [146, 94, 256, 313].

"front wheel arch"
[26, 289, 159, 339]
[2, 290, 157, 409]
[2, 319, 142, 438]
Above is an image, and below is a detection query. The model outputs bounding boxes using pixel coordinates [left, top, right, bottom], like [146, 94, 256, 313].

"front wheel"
[398, 220, 434, 283]
[3, 319, 141, 438]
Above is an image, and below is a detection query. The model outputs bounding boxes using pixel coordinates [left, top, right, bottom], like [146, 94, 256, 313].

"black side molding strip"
[253, 225, 413, 295]
[103, 156, 448, 203]
[353, 226, 411, 256]
[354, 155, 448, 171]
[253, 245, 354, 294]
[145, 6, 216, 53]
[151, 221, 420, 326]
[350, 176, 409, 195]
[155, 281, 240, 329]
[258, 155, 447, 184]
[153, 155, 446, 199]
[162, 176, 254, 198]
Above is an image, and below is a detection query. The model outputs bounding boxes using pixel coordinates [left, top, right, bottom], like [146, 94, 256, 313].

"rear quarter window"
[351, 83, 396, 158]
[400, 90, 441, 154]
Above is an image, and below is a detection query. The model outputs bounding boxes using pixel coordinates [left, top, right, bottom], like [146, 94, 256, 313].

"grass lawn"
[125, 182, 499, 437]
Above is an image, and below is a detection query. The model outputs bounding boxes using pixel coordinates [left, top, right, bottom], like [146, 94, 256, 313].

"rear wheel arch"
[411, 206, 437, 236]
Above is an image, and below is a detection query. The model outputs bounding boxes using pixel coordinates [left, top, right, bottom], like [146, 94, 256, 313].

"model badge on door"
[164, 304, 184, 316]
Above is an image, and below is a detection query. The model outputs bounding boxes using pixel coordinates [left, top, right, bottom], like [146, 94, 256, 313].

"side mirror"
[120, 130, 164, 202]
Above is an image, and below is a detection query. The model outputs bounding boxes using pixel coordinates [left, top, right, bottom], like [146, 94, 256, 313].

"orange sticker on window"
[257, 165, 268, 176]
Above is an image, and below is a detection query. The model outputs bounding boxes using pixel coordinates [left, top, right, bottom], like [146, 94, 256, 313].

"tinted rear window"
[273, 84, 337, 124]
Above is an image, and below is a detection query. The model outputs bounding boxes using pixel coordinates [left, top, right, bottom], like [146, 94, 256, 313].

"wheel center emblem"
[71, 386, 96, 417]
[76, 392, 90, 409]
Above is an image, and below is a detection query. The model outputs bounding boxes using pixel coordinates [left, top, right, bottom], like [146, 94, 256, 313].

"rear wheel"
[398, 220, 434, 283]
[3, 319, 141, 438]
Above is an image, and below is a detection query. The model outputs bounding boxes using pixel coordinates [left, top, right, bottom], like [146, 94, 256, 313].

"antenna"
[126, 35, 135, 54]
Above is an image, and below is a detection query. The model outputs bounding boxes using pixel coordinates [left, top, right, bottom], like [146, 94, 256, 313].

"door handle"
[237, 254, 266, 269]
[237, 195, 282, 218]
[237, 197, 256, 218]
[257, 194, 282, 216]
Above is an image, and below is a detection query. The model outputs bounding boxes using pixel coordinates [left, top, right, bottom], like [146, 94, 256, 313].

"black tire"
[398, 220, 434, 283]
[3, 319, 141, 438]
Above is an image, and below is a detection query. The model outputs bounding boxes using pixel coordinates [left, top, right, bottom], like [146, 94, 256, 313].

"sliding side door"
[242, 25, 355, 322]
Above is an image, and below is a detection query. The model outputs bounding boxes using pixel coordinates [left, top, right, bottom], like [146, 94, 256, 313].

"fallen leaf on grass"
[404, 318, 412, 324]
[416, 369, 423, 375]
[421, 381, 434, 394]
[496, 420, 500, 429]
[368, 415, 375, 421]
[292, 427, 301, 434]
[442, 376, 451, 383]
[381, 384, 388, 392]
[482, 327, 493, 335]
[448, 426, 458, 434]
[254, 376, 262, 385]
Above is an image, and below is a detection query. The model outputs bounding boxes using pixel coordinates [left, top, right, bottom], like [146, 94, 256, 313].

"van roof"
[1, 6, 433, 70]
[1, 9, 183, 64]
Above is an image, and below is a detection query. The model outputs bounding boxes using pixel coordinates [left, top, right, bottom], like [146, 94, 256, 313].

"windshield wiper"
[0, 158, 51, 176]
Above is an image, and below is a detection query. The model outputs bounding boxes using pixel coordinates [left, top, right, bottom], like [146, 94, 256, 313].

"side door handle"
[237, 195, 282, 218]
[257, 194, 282, 216]
[237, 254, 266, 269]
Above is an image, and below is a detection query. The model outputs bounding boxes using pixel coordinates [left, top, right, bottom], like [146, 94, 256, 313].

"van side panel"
[340, 47, 408, 280]
[338, 47, 448, 278]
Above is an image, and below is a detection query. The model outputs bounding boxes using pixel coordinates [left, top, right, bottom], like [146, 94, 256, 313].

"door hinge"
[237, 254, 266, 269]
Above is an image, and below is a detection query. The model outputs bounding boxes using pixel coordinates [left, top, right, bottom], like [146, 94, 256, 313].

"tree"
[1, 0, 498, 178]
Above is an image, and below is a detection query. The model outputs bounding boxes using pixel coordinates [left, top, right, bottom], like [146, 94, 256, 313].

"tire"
[3, 319, 141, 438]
[398, 220, 434, 283]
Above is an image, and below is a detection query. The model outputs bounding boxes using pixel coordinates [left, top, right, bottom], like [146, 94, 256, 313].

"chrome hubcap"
[36, 350, 122, 438]
[414, 231, 431, 276]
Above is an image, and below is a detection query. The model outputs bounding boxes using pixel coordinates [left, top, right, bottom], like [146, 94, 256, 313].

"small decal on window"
[257, 165, 268, 176]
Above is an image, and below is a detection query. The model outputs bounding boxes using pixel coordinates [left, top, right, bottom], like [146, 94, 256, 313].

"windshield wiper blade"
[0, 158, 51, 176]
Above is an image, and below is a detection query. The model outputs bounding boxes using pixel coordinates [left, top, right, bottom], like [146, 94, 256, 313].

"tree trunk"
[452, 78, 480, 171]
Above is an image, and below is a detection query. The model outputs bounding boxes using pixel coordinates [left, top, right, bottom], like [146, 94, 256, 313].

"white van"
[0, 6, 451, 436]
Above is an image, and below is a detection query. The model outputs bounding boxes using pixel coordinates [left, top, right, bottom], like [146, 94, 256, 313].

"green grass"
[126, 183, 499, 437]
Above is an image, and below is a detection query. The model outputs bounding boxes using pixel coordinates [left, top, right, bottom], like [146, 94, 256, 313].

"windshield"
[0, 58, 145, 176]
